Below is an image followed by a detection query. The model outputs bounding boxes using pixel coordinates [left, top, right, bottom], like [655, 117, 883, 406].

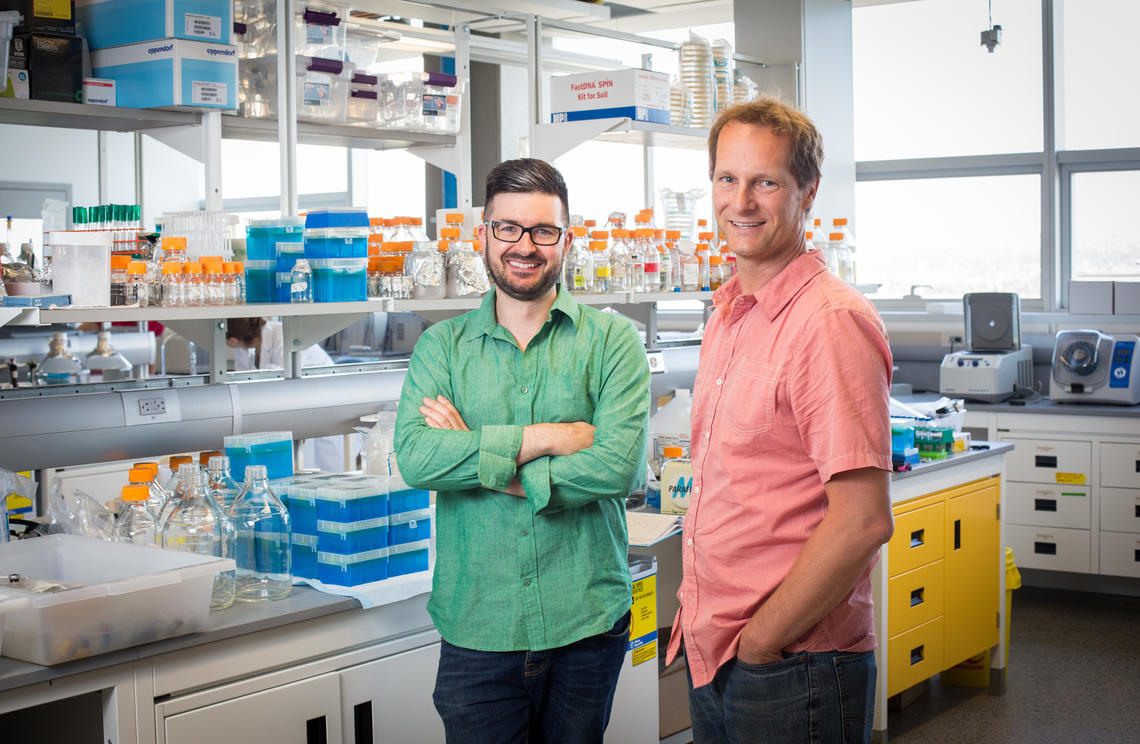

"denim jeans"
[688, 650, 876, 744]
[432, 611, 631, 744]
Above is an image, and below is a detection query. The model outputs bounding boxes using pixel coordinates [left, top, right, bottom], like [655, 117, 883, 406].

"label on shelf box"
[304, 81, 331, 107]
[550, 68, 670, 124]
[185, 12, 222, 40]
[192, 80, 226, 105]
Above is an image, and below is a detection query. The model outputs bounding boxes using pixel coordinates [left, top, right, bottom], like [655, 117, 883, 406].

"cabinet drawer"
[1100, 488, 1140, 535]
[888, 502, 945, 577]
[1099, 531, 1140, 579]
[888, 560, 945, 638]
[887, 617, 944, 698]
[1003, 438, 1091, 485]
[1006, 482, 1090, 529]
[1006, 524, 1091, 573]
[1101, 442, 1140, 489]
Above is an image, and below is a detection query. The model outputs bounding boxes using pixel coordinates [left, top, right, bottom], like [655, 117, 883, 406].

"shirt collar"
[713, 250, 828, 324]
[471, 283, 581, 340]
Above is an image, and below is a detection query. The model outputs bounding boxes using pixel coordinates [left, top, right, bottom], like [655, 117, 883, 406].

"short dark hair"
[708, 97, 823, 190]
[226, 317, 266, 346]
[484, 158, 570, 225]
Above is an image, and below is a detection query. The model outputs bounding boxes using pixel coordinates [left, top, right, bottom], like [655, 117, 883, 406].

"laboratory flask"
[230, 465, 293, 602]
[207, 456, 241, 511]
[162, 467, 236, 610]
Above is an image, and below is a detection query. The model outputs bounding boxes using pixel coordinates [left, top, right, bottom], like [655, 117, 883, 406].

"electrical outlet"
[138, 397, 166, 416]
[646, 351, 666, 374]
[940, 332, 964, 348]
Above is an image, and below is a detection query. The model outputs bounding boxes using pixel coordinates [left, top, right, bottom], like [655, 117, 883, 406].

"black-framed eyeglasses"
[485, 220, 566, 246]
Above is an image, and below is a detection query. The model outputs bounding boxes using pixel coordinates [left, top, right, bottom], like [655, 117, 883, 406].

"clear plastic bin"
[47, 231, 113, 307]
[243, 259, 277, 303]
[0, 590, 30, 658]
[310, 257, 368, 302]
[233, 0, 350, 60]
[0, 535, 234, 665]
[375, 71, 464, 132]
[239, 54, 354, 122]
[225, 431, 295, 481]
[347, 73, 379, 124]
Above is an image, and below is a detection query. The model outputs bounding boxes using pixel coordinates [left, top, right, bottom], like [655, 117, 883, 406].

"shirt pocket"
[544, 372, 594, 422]
[722, 357, 779, 436]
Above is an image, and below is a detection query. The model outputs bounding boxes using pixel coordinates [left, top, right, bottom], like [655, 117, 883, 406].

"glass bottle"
[632, 229, 653, 293]
[232, 261, 246, 303]
[290, 258, 313, 303]
[203, 262, 224, 305]
[113, 485, 158, 546]
[230, 465, 292, 602]
[590, 239, 611, 293]
[162, 467, 236, 611]
[163, 455, 193, 494]
[563, 226, 591, 293]
[678, 242, 700, 292]
[666, 230, 683, 289]
[158, 462, 200, 534]
[110, 255, 131, 306]
[609, 229, 632, 292]
[655, 230, 673, 292]
[126, 261, 148, 306]
[161, 261, 184, 307]
[445, 239, 490, 298]
[207, 455, 242, 512]
[660, 445, 693, 515]
[183, 262, 205, 306]
[406, 240, 446, 299]
[708, 254, 725, 290]
[134, 461, 168, 516]
[695, 244, 711, 291]
[832, 217, 857, 283]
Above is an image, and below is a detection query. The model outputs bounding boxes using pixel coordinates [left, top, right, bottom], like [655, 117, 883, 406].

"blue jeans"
[688, 650, 876, 744]
[433, 611, 631, 744]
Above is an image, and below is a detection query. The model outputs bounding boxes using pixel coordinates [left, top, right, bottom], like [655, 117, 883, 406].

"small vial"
[290, 258, 313, 303]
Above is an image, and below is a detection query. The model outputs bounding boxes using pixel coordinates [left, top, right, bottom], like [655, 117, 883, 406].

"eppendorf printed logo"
[147, 43, 175, 55]
[206, 47, 236, 56]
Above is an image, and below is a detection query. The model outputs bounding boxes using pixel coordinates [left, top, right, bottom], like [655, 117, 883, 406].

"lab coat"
[233, 321, 348, 472]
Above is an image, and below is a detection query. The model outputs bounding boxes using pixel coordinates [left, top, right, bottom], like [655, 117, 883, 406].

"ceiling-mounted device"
[981, 0, 1001, 52]
[1050, 330, 1140, 405]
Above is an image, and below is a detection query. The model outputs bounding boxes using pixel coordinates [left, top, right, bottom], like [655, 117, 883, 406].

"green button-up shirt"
[394, 285, 650, 652]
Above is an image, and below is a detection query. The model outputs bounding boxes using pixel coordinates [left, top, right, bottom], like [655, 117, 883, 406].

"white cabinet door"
[1100, 531, 1140, 578]
[1002, 437, 1092, 485]
[339, 642, 444, 744]
[1101, 442, 1140, 489]
[1100, 487, 1140, 534]
[165, 672, 342, 744]
[1007, 524, 1091, 573]
[1006, 482, 1091, 529]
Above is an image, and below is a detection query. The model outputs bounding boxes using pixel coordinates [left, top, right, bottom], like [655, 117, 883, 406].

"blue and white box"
[91, 39, 238, 109]
[77, 0, 232, 50]
[550, 68, 670, 125]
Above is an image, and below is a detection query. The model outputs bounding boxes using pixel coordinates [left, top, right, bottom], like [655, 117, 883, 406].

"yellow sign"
[35, 0, 74, 21]
[629, 572, 657, 667]
[1055, 472, 1087, 485]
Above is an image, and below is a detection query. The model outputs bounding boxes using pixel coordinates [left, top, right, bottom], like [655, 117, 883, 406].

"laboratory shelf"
[220, 115, 456, 151]
[0, 97, 200, 132]
[532, 117, 709, 161]
[22, 300, 389, 326]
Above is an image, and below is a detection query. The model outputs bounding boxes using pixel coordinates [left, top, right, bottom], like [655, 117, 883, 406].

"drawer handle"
[910, 587, 924, 607]
[910, 644, 924, 666]
[954, 519, 961, 551]
[1035, 455, 1058, 468]
[1034, 541, 1057, 555]
[1135, 460, 1140, 473]
[1135, 505, 1140, 519]
[354, 702, 373, 744]
[1034, 498, 1058, 512]
[307, 716, 327, 744]
[910, 529, 924, 549]
[1135, 549, 1140, 564]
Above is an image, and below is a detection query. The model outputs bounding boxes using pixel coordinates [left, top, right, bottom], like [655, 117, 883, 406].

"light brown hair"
[708, 97, 824, 190]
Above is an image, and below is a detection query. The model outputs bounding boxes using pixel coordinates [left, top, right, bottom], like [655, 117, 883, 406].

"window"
[1070, 170, 1140, 278]
[221, 141, 348, 201]
[855, 175, 1041, 300]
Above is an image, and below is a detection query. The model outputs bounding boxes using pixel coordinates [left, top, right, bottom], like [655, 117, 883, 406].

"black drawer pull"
[954, 519, 961, 550]
[307, 716, 327, 744]
[910, 587, 924, 607]
[1135, 460, 1140, 473]
[1034, 541, 1057, 555]
[1135, 504, 1140, 519]
[354, 701, 373, 744]
[910, 529, 924, 549]
[910, 644, 924, 666]
[1035, 498, 1058, 512]
[1035, 455, 1058, 468]
[1135, 549, 1140, 563]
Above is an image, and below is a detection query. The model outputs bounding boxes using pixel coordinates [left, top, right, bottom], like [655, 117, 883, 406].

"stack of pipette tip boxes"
[275, 472, 430, 586]
[891, 423, 919, 472]
[304, 208, 370, 302]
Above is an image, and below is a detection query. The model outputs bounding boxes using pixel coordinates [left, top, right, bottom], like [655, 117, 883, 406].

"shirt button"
[705, 431, 711, 440]
[521, 528, 529, 536]
[693, 486, 700, 495]
[523, 578, 531, 586]
[687, 538, 693, 546]
[521, 386, 529, 394]
[715, 378, 723, 386]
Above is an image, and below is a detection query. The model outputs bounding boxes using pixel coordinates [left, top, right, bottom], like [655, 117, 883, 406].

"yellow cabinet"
[886, 476, 1001, 695]
[944, 480, 1000, 667]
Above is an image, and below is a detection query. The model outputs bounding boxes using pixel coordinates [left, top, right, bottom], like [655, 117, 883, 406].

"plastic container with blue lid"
[244, 260, 277, 303]
[388, 539, 430, 578]
[305, 208, 370, 259]
[318, 516, 390, 554]
[388, 508, 431, 546]
[311, 257, 368, 302]
[318, 547, 389, 586]
[291, 533, 319, 579]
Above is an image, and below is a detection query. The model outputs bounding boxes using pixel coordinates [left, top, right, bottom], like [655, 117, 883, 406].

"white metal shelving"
[532, 117, 709, 163]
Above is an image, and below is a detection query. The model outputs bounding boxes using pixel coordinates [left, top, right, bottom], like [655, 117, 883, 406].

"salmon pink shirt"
[666, 250, 893, 689]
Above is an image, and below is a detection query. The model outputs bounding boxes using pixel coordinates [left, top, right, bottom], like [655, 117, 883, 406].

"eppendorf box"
[76, 0, 232, 50]
[550, 68, 669, 124]
[91, 38, 237, 109]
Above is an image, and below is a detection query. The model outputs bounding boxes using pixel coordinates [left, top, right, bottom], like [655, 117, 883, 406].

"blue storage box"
[304, 208, 369, 259]
[77, 0, 233, 50]
[246, 217, 304, 261]
[90, 39, 238, 110]
[315, 477, 388, 522]
[318, 548, 389, 586]
[310, 257, 367, 302]
[390, 485, 430, 515]
[387, 539, 429, 578]
[292, 533, 319, 579]
[225, 431, 294, 481]
[318, 516, 389, 554]
[891, 423, 916, 454]
[276, 239, 306, 271]
[275, 271, 294, 303]
[244, 259, 276, 303]
[388, 508, 431, 546]
[282, 485, 319, 535]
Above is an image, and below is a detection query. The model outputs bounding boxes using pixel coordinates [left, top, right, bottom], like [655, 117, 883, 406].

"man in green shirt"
[394, 158, 650, 743]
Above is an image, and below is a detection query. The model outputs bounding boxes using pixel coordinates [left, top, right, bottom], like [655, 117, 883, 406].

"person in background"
[394, 158, 650, 743]
[665, 97, 895, 744]
[225, 317, 351, 473]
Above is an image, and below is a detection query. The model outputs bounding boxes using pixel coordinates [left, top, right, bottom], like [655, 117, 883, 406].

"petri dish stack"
[679, 32, 715, 129]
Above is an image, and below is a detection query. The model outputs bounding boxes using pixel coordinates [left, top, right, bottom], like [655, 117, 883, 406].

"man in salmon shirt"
[665, 97, 895, 743]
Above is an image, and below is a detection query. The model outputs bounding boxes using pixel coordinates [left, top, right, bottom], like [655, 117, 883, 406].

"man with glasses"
[394, 158, 650, 743]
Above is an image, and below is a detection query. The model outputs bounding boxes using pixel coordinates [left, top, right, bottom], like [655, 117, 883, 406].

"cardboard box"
[1068, 279, 1114, 314]
[1114, 279, 1140, 315]
[0, 0, 76, 36]
[91, 38, 238, 109]
[10, 32, 82, 102]
[82, 76, 115, 105]
[76, 0, 231, 50]
[550, 68, 670, 124]
[0, 67, 30, 98]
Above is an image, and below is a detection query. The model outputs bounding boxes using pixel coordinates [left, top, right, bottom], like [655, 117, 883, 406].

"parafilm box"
[91, 38, 237, 109]
[550, 68, 669, 125]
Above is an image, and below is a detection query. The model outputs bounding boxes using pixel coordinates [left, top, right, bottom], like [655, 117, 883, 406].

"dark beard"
[484, 250, 561, 301]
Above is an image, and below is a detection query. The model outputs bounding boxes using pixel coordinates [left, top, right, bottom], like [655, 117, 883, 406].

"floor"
[888, 585, 1140, 743]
